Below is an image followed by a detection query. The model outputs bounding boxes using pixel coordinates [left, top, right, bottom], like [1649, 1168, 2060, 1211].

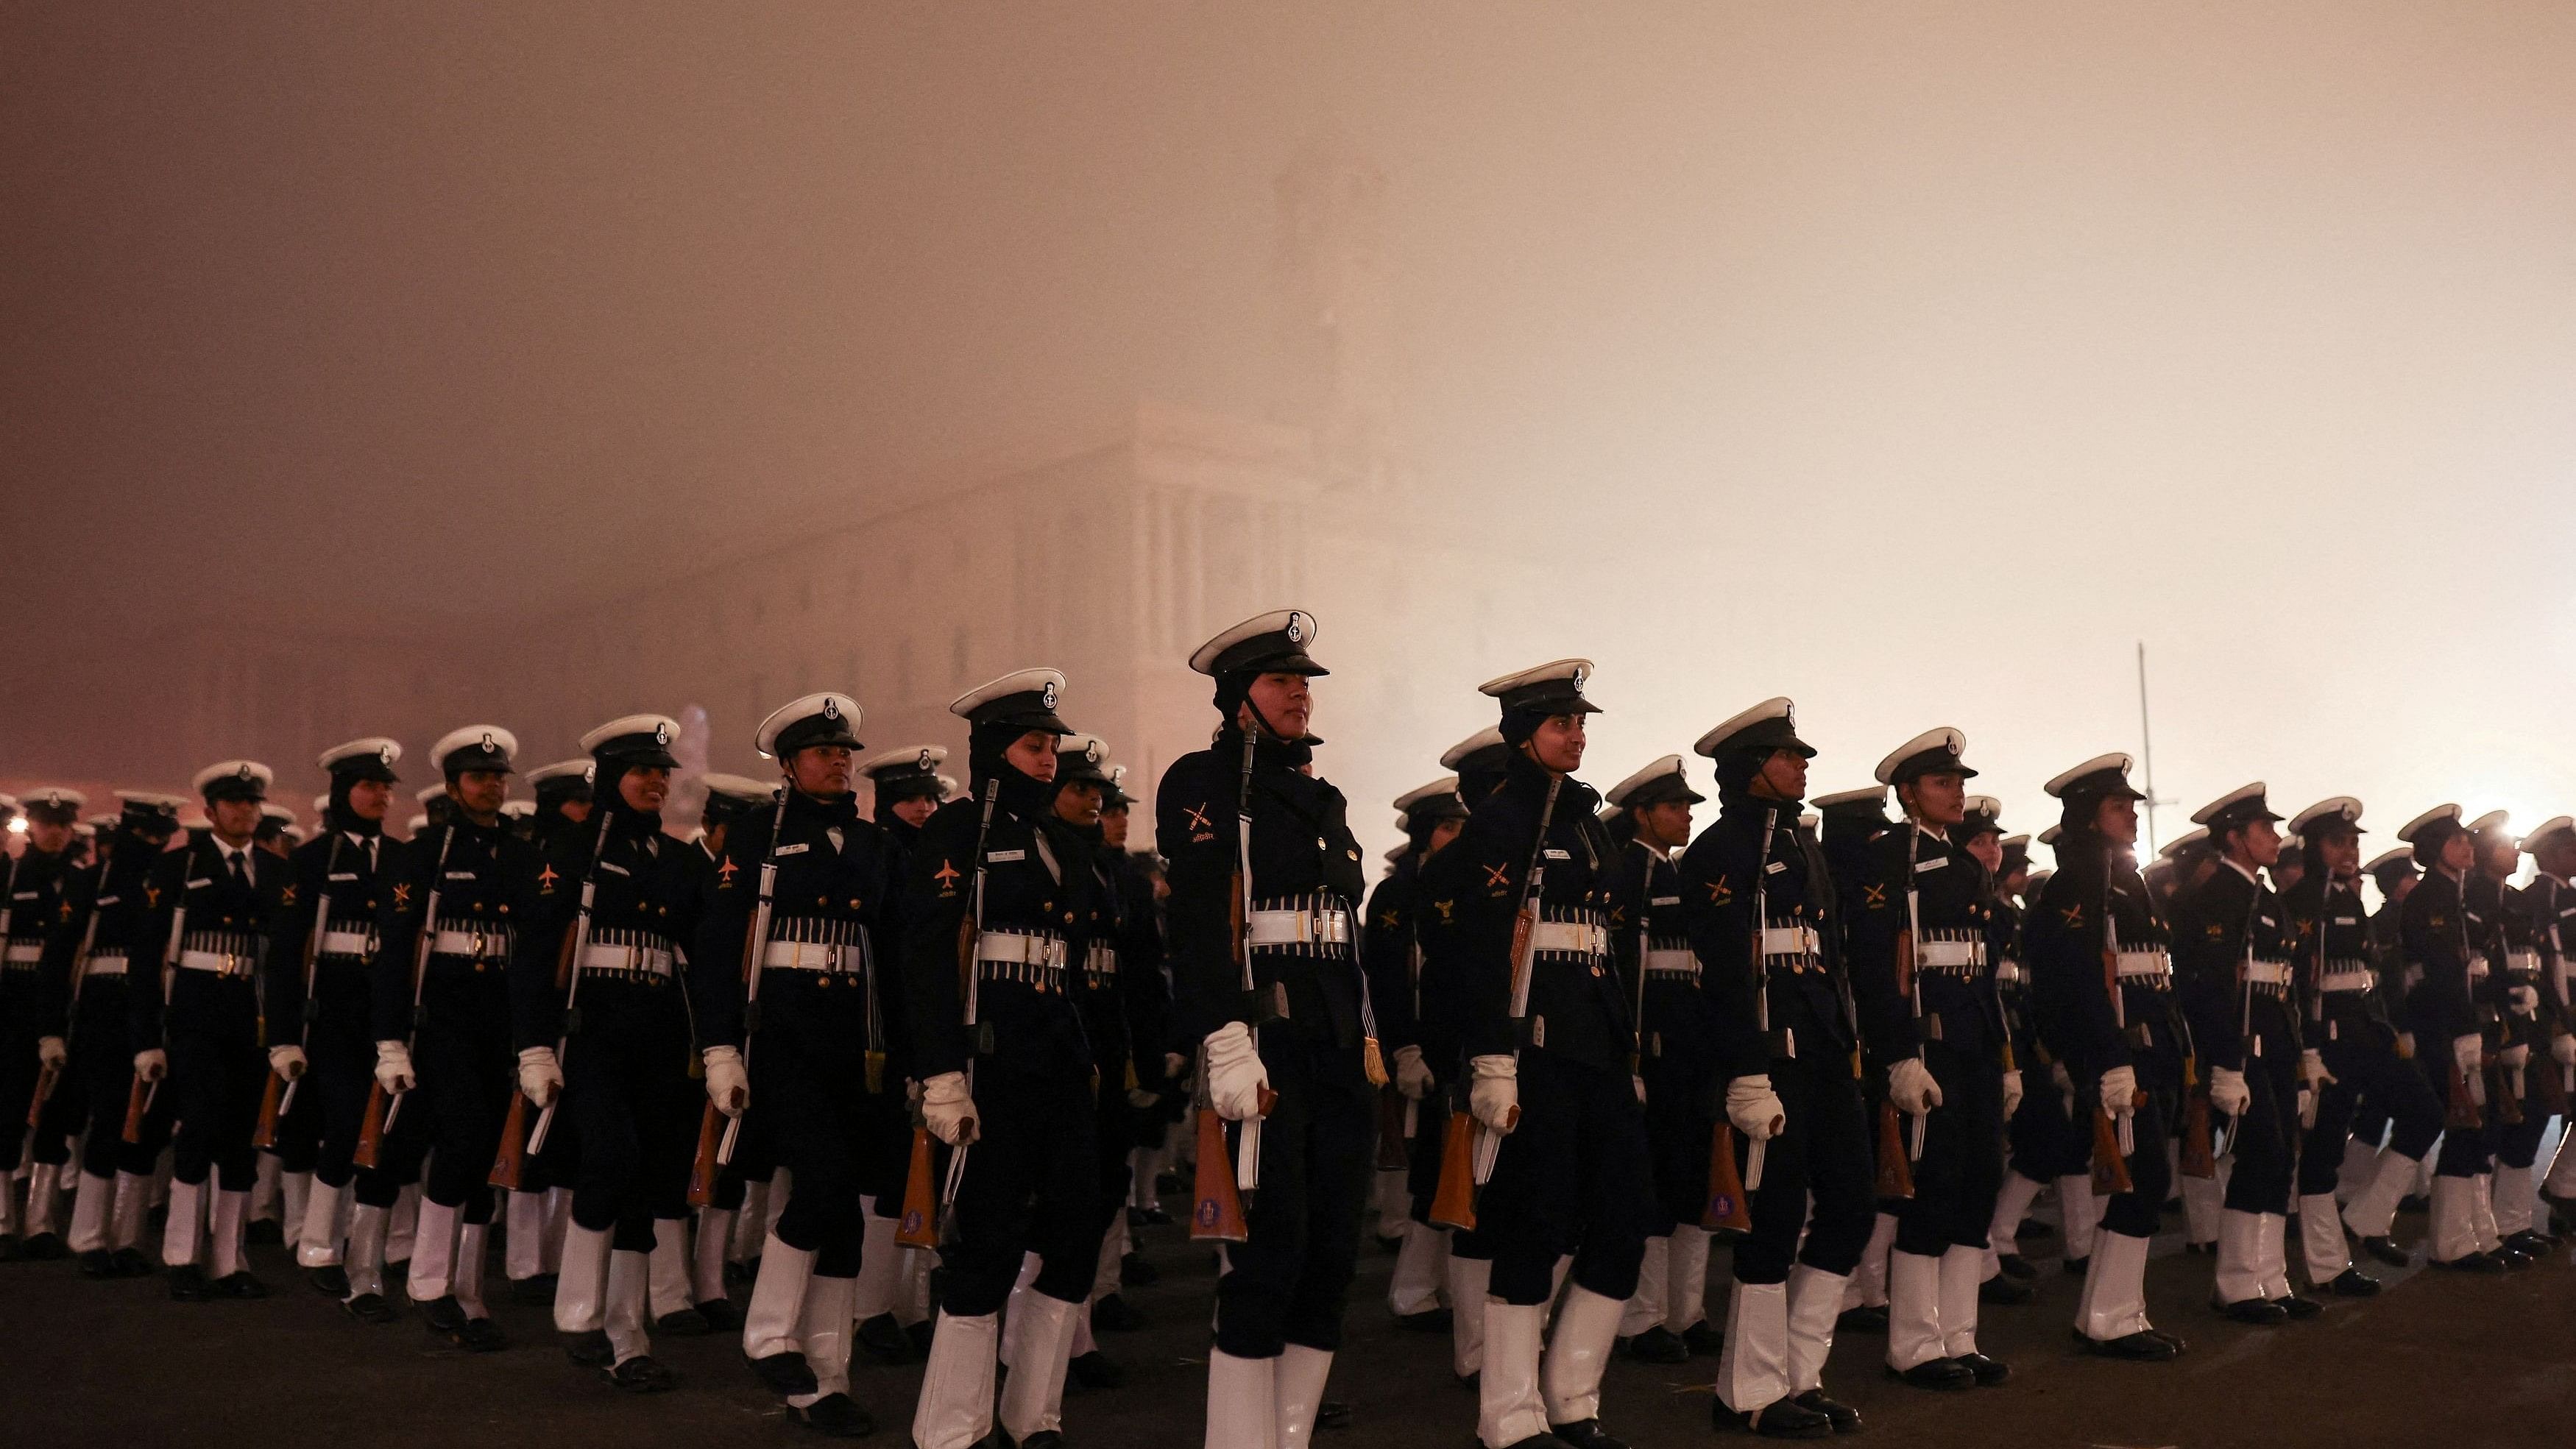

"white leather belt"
[1246, 908, 1353, 949]
[1530, 921, 1609, 957]
[2469, 956, 2491, 980]
[762, 939, 863, 972]
[1916, 940, 1984, 969]
[317, 929, 372, 957]
[1761, 926, 1820, 958]
[81, 952, 128, 977]
[1992, 960, 2025, 986]
[2115, 950, 2172, 982]
[2505, 950, 2541, 979]
[2243, 959, 2293, 987]
[578, 943, 674, 977]
[977, 932, 1067, 968]
[431, 928, 507, 959]
[2318, 968, 2377, 994]
[3, 942, 41, 965]
[1642, 947, 1698, 979]
[179, 949, 258, 977]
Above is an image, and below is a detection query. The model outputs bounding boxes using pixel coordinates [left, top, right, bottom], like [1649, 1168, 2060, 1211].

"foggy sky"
[6, 2, 2574, 849]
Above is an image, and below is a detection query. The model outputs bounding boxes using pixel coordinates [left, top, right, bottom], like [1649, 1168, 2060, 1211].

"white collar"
[2222, 856, 2262, 887]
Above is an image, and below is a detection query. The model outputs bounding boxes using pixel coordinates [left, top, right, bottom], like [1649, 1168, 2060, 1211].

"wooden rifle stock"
[1702, 1121, 1751, 1233]
[2179, 1089, 2217, 1179]
[2090, 1088, 2145, 1196]
[251, 1070, 288, 1149]
[1190, 1102, 1249, 1243]
[488, 1091, 531, 1191]
[352, 1081, 390, 1169]
[684, 1102, 724, 1208]
[2446, 1060, 2484, 1132]
[1426, 1103, 1479, 1232]
[2489, 1060, 2524, 1127]
[26, 1060, 60, 1130]
[121, 1071, 152, 1145]
[896, 1122, 941, 1248]
[1874, 1097, 1916, 1199]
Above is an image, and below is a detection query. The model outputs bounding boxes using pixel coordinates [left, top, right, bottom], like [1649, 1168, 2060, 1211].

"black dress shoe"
[857, 1311, 914, 1364]
[509, 1272, 556, 1305]
[1068, 1349, 1124, 1389]
[1953, 1351, 2010, 1386]
[1119, 1250, 1158, 1286]
[2357, 1235, 2410, 1267]
[1979, 1274, 2034, 1305]
[421, 1294, 470, 1332]
[1140, 1202, 1172, 1226]
[2144, 1328, 2189, 1353]
[2274, 1293, 2323, 1319]
[79, 1247, 118, 1278]
[1019, 1434, 1067, 1449]
[606, 1356, 678, 1392]
[108, 1247, 152, 1278]
[1091, 1292, 1144, 1331]
[2061, 1255, 2089, 1276]
[1995, 1251, 2036, 1281]
[2324, 1268, 2382, 1297]
[2431, 1251, 2507, 1275]
[747, 1347, 818, 1396]
[1550, 1419, 1630, 1449]
[1618, 1325, 1688, 1364]
[1833, 1305, 1886, 1333]
[653, 1305, 711, 1336]
[342, 1289, 396, 1321]
[21, 1231, 68, 1261]
[1317, 1400, 1352, 1428]
[1889, 1357, 1975, 1390]
[1683, 1319, 1724, 1356]
[2494, 1246, 2536, 1271]
[2218, 1297, 2287, 1325]
[168, 1263, 213, 1302]
[2074, 1328, 2181, 1361]
[244, 1218, 284, 1247]
[220, 1270, 269, 1299]
[788, 1392, 873, 1437]
[2503, 1230, 2552, 1257]
[565, 1329, 615, 1366]
[452, 1317, 509, 1353]
[1723, 1395, 1832, 1438]
[308, 1264, 350, 1297]
[1395, 1305, 1454, 1333]
[696, 1297, 742, 1331]
[1792, 1389, 1861, 1432]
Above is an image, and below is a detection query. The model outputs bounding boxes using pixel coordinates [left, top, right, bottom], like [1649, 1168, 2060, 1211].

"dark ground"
[5, 1184, 2572, 1449]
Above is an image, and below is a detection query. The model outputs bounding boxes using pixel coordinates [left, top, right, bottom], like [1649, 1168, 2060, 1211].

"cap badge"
[1084, 743, 1101, 764]
[1570, 663, 1588, 692]
[653, 721, 670, 744]
[1040, 680, 1058, 709]
[916, 748, 935, 770]
[473, 734, 490, 754]
[236, 764, 253, 782]
[823, 698, 839, 720]
[1285, 611, 1307, 645]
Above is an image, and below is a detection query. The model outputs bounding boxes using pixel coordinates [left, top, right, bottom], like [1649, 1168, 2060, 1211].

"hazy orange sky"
[5, 2, 2572, 849]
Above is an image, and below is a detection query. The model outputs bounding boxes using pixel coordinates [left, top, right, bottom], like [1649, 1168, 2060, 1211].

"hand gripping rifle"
[690, 788, 792, 1208]
[1897, 824, 1931, 1163]
[125, 854, 190, 1144]
[257, 832, 344, 1150]
[364, 825, 455, 1163]
[1192, 731, 1287, 1239]
[1468, 773, 1560, 1194]
[2088, 860, 2142, 1196]
[919, 779, 1002, 1245]
[491, 812, 614, 1186]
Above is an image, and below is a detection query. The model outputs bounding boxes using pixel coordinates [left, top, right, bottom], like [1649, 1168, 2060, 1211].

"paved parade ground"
[7, 1186, 2572, 1449]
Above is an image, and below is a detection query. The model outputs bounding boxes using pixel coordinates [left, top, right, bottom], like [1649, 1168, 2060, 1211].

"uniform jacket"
[1846, 821, 2003, 1065]
[132, 833, 287, 1046]
[508, 807, 704, 1053]
[372, 815, 542, 1042]
[1680, 787, 1858, 1083]
[263, 824, 404, 1042]
[1444, 755, 1628, 1071]
[2026, 833, 2177, 1083]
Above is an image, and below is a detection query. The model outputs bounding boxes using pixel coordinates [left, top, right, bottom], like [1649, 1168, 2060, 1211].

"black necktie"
[228, 850, 248, 890]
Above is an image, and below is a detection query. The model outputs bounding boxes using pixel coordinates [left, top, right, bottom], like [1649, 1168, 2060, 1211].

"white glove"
[267, 1044, 306, 1081]
[702, 1044, 748, 1117]
[374, 1041, 415, 1094]
[2452, 1033, 2484, 1077]
[37, 1035, 66, 1069]
[922, 1070, 976, 1145]
[2553, 1034, 2576, 1068]
[1126, 1087, 1161, 1109]
[2500, 1042, 2530, 1069]
[1887, 1056, 1943, 1115]
[2298, 1083, 2318, 1130]
[2510, 985, 2541, 1013]
[517, 1045, 562, 1108]
[2208, 1065, 2251, 1117]
[1163, 1051, 1187, 1082]
[1204, 1021, 1271, 1122]
[2098, 1063, 2137, 1116]
[2001, 1068, 2023, 1119]
[134, 1048, 167, 1083]
[1468, 1055, 1519, 1133]
[1725, 1074, 1784, 1140]
[1394, 1044, 1434, 1101]
[2301, 1047, 2332, 1086]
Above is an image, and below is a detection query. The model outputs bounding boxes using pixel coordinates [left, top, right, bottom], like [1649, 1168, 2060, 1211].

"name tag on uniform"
[1543, 849, 1570, 860]
[329, 872, 362, 882]
[1651, 896, 1680, 907]
[11, 891, 35, 901]
[445, 871, 478, 881]
[773, 843, 810, 857]
[1914, 858, 1947, 874]
[2334, 917, 2357, 927]
[987, 849, 1025, 863]
[187, 878, 213, 890]
[1766, 861, 1787, 875]
[2258, 914, 2276, 929]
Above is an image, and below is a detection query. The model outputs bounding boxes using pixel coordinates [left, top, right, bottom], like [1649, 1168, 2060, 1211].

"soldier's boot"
[1884, 1250, 1972, 1387]
[743, 1232, 820, 1395]
[999, 1289, 1078, 1448]
[107, 1169, 155, 1275]
[205, 1186, 263, 1297]
[1448, 1254, 1492, 1384]
[555, 1222, 615, 1362]
[21, 1162, 68, 1258]
[2211, 1209, 2285, 1322]
[1066, 1291, 1123, 1389]
[2180, 1169, 2224, 1253]
[692, 1204, 740, 1328]
[1617, 1236, 1682, 1361]
[915, 1311, 1001, 1449]
[2427, 1175, 2502, 1272]
[2342, 1149, 2419, 1265]
[2055, 1173, 2101, 1272]
[999, 1249, 1045, 1370]
[384, 1182, 421, 1278]
[1938, 1245, 2006, 1384]
[1277, 1343, 1335, 1449]
[1391, 1219, 1452, 1329]
[1715, 1279, 1827, 1436]
[163, 1178, 210, 1300]
[2472, 1172, 2529, 1267]
[298, 1177, 350, 1296]
[411, 1197, 465, 1333]
[1542, 1285, 1631, 1448]
[602, 1246, 676, 1390]
[2073, 1230, 2179, 1358]
[1478, 1300, 1565, 1448]
[245, 1151, 283, 1244]
[1207, 1349, 1279, 1449]
[1840, 1212, 1894, 1321]
[852, 1210, 913, 1363]
[340, 1203, 396, 1319]
[648, 1216, 707, 1333]
[1984, 1171, 2043, 1283]
[1667, 1225, 1722, 1354]
[447, 1220, 509, 1350]
[1783, 1264, 1859, 1431]
[785, 1271, 870, 1437]
[2257, 1211, 2318, 1317]
[71, 1168, 117, 1275]
[277, 1168, 311, 1255]
[2301, 1193, 2377, 1296]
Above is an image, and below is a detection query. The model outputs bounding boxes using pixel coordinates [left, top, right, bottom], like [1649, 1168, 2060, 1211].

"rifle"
[258, 831, 342, 1152]
[1465, 772, 1561, 1194]
[365, 824, 454, 1164]
[935, 779, 1002, 1243]
[1225, 728, 1287, 1200]
[2087, 854, 2135, 1195]
[2178, 1055, 2217, 1178]
[521, 811, 617, 1163]
[1897, 823, 1929, 1162]
[896, 1093, 941, 1248]
[32, 890, 104, 1134]
[690, 787, 791, 1207]
[125, 849, 190, 1144]
[1702, 1122, 1752, 1233]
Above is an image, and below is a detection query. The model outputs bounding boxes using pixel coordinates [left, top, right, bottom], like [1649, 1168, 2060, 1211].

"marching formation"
[4, 607, 2573, 1449]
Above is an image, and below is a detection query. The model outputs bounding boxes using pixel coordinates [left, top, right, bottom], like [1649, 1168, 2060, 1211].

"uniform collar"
[2221, 856, 2262, 888]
